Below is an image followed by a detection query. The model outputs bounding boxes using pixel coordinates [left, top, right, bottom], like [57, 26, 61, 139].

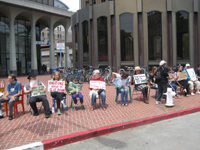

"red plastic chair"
[3, 85, 25, 117]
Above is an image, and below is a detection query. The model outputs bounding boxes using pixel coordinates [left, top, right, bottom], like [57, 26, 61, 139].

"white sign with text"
[90, 81, 106, 90]
[133, 74, 147, 84]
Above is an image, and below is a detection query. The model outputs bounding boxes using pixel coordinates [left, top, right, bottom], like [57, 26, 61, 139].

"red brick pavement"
[0, 75, 200, 149]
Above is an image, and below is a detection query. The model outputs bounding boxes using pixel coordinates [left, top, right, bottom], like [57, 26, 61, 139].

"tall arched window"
[148, 11, 162, 60]
[97, 16, 108, 61]
[120, 13, 134, 61]
[176, 11, 189, 60]
[82, 21, 89, 62]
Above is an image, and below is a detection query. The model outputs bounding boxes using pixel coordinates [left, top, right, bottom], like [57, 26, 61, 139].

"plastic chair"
[114, 76, 132, 104]
[53, 97, 67, 112]
[4, 85, 25, 117]
[71, 84, 83, 110]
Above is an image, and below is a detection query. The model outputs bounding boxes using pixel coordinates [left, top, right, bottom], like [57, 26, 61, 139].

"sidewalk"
[0, 75, 200, 149]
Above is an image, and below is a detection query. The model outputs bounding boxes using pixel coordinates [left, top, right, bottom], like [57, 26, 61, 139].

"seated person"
[112, 71, 129, 107]
[131, 66, 149, 104]
[167, 67, 180, 99]
[0, 74, 22, 120]
[65, 79, 85, 110]
[50, 72, 67, 115]
[24, 74, 51, 118]
[174, 66, 189, 96]
[149, 66, 158, 98]
[195, 63, 200, 81]
[89, 70, 106, 110]
[183, 63, 200, 95]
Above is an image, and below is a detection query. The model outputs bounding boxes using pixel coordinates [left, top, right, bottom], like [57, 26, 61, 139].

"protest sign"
[169, 73, 175, 81]
[177, 72, 187, 80]
[90, 81, 106, 90]
[48, 81, 65, 92]
[32, 85, 45, 96]
[187, 68, 197, 81]
[133, 74, 147, 84]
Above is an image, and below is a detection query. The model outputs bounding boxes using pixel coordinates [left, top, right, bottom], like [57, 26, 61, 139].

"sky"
[60, 0, 79, 12]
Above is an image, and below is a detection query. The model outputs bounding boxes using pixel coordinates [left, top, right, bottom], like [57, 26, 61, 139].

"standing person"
[195, 63, 200, 81]
[24, 74, 51, 118]
[0, 74, 22, 120]
[156, 60, 168, 104]
[50, 72, 67, 115]
[89, 70, 106, 110]
[65, 79, 85, 110]
[183, 63, 200, 95]
[112, 71, 129, 106]
[132, 66, 149, 104]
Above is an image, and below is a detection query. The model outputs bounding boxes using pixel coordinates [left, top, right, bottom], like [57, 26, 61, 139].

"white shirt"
[116, 74, 127, 86]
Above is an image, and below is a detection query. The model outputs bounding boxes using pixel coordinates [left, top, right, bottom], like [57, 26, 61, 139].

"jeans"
[117, 88, 128, 104]
[0, 95, 19, 117]
[157, 82, 167, 102]
[72, 92, 83, 104]
[51, 92, 66, 109]
[91, 91, 106, 106]
[167, 83, 177, 96]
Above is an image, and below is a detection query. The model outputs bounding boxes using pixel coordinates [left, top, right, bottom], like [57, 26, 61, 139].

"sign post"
[56, 43, 65, 67]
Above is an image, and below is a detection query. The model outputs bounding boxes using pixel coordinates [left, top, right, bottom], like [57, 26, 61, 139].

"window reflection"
[97, 17, 108, 61]
[148, 11, 162, 60]
[82, 21, 89, 62]
[176, 11, 189, 60]
[120, 13, 134, 61]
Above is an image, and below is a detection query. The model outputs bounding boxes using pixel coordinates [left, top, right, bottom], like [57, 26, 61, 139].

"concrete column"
[189, 12, 194, 67]
[49, 23, 55, 73]
[172, 12, 177, 66]
[9, 15, 17, 75]
[143, 13, 148, 67]
[65, 21, 71, 68]
[31, 19, 38, 74]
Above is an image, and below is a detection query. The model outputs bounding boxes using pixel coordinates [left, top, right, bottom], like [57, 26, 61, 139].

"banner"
[90, 81, 106, 90]
[48, 81, 65, 92]
[133, 74, 147, 84]
[32, 86, 46, 96]
[187, 68, 197, 81]
[177, 72, 187, 80]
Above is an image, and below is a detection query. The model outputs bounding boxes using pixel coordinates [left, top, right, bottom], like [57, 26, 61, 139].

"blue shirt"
[7, 81, 22, 96]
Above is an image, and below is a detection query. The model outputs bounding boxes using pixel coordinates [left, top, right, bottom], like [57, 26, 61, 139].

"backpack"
[154, 68, 161, 83]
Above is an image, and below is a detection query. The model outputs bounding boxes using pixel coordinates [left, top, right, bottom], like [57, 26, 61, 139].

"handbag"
[98, 89, 105, 95]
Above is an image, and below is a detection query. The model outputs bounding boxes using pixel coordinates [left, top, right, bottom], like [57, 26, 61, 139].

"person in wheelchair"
[131, 66, 149, 104]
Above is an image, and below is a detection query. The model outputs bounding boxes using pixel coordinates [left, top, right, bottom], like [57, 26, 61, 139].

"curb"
[8, 106, 200, 150]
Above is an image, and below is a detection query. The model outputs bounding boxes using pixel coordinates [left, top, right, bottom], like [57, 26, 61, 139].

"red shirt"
[89, 77, 104, 90]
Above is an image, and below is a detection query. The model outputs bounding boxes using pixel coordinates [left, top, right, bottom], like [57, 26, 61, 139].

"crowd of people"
[0, 60, 200, 120]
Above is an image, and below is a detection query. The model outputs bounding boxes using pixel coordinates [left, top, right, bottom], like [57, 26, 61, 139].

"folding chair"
[53, 97, 67, 112]
[114, 76, 132, 104]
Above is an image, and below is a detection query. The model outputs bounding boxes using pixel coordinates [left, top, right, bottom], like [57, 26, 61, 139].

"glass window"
[120, 13, 134, 61]
[97, 17, 108, 61]
[85, 1, 89, 7]
[43, 0, 48, 5]
[92, 0, 96, 4]
[102, 0, 106, 2]
[176, 11, 189, 60]
[148, 11, 162, 60]
[82, 21, 89, 62]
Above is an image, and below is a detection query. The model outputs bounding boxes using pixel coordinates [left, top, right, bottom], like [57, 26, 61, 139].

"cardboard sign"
[187, 68, 197, 81]
[32, 85, 45, 96]
[90, 81, 106, 90]
[169, 73, 175, 81]
[177, 72, 187, 80]
[48, 81, 65, 92]
[133, 74, 147, 84]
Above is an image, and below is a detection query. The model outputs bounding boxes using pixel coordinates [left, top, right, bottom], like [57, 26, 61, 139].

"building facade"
[0, 0, 72, 77]
[72, 0, 200, 71]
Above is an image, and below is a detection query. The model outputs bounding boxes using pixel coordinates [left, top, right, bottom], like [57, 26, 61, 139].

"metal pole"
[60, 49, 62, 67]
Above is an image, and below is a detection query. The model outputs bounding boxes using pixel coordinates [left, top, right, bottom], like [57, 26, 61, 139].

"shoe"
[81, 104, 85, 110]
[8, 116, 13, 120]
[0, 115, 4, 119]
[191, 93, 195, 96]
[196, 91, 200, 94]
[63, 103, 67, 108]
[74, 106, 78, 110]
[51, 107, 55, 113]
[33, 112, 38, 116]
[57, 110, 61, 115]
[102, 106, 106, 110]
[46, 114, 50, 118]
[156, 101, 161, 104]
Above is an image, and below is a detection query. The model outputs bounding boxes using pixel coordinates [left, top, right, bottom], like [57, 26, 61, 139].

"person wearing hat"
[0, 74, 22, 120]
[24, 73, 51, 118]
[112, 71, 130, 106]
[195, 63, 200, 81]
[156, 60, 168, 104]
[183, 63, 200, 95]
[131, 66, 149, 104]
[89, 70, 106, 110]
